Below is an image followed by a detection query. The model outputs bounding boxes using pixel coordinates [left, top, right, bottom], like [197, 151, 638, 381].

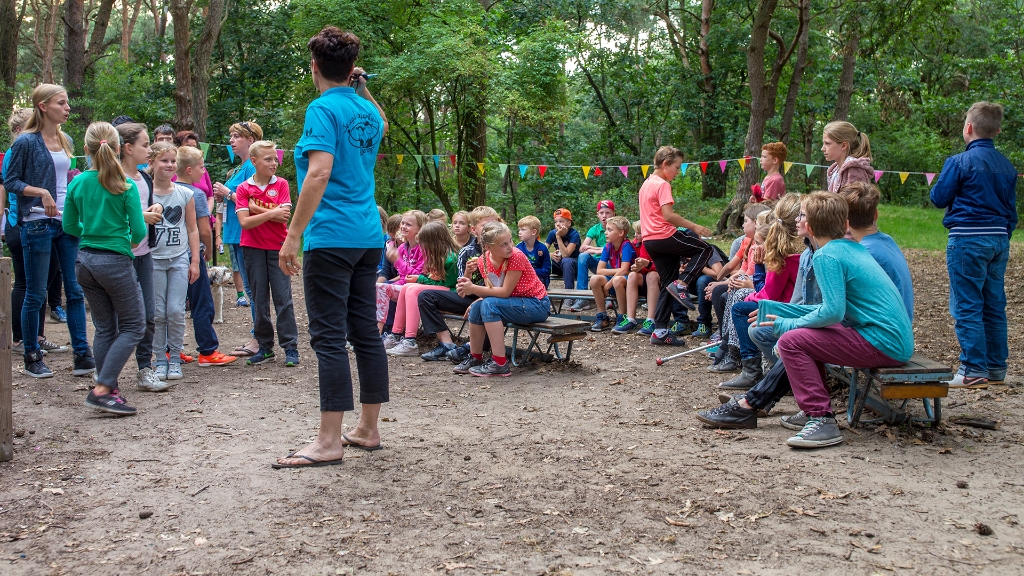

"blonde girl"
[385, 222, 459, 356]
[148, 142, 201, 381]
[453, 221, 550, 377]
[63, 122, 148, 415]
[822, 121, 874, 193]
[451, 210, 471, 248]
[377, 209, 426, 335]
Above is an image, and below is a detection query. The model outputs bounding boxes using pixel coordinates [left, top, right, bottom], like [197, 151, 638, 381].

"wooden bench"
[841, 353, 951, 426]
[443, 314, 589, 366]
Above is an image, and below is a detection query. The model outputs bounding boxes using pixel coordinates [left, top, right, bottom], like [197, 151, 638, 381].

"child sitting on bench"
[589, 216, 636, 332]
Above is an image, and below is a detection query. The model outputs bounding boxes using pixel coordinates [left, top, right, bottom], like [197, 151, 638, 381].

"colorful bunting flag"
[449, 155, 456, 167]
[377, 154, 385, 161]
[396, 154, 404, 165]
[70, 157, 77, 170]
[199, 142, 210, 160]
[277, 149, 285, 164]
[680, 163, 688, 176]
[699, 162, 708, 174]
[619, 166, 628, 177]
[899, 172, 909, 184]
[539, 165, 547, 178]
[594, 167, 602, 176]
[925, 172, 936, 185]
[784, 161, 793, 174]
[476, 162, 485, 175]
[227, 146, 234, 164]
[738, 158, 746, 171]
[519, 164, 527, 178]
[641, 165, 650, 178]
[805, 164, 814, 177]
[414, 155, 423, 167]
[582, 166, 590, 179]
[432, 155, 440, 168]
[499, 164, 509, 177]
[718, 160, 727, 173]
[873, 170, 883, 183]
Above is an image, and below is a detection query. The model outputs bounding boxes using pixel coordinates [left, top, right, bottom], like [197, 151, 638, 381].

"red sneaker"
[198, 351, 238, 367]
[169, 352, 195, 364]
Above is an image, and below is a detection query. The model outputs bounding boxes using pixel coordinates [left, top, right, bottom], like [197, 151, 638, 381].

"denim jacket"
[3, 131, 75, 225]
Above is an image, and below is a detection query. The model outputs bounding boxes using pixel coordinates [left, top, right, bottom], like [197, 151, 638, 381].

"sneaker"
[381, 333, 400, 349]
[668, 321, 692, 337]
[667, 283, 696, 310]
[650, 332, 687, 346]
[236, 296, 249, 307]
[39, 339, 68, 353]
[566, 299, 583, 312]
[387, 339, 420, 356]
[12, 341, 24, 355]
[284, 349, 300, 367]
[709, 331, 722, 344]
[578, 299, 597, 311]
[198, 351, 238, 366]
[638, 319, 655, 336]
[695, 398, 757, 429]
[136, 367, 169, 392]
[50, 306, 67, 323]
[780, 411, 809, 431]
[247, 349, 276, 365]
[453, 356, 485, 375]
[717, 393, 769, 418]
[786, 416, 843, 448]
[72, 353, 97, 376]
[692, 322, 712, 339]
[469, 358, 512, 377]
[591, 312, 611, 332]
[85, 389, 136, 416]
[166, 363, 183, 380]
[421, 344, 455, 361]
[612, 317, 638, 335]
[945, 372, 989, 388]
[154, 364, 168, 380]
[23, 351, 53, 379]
[180, 352, 194, 364]
[447, 344, 471, 364]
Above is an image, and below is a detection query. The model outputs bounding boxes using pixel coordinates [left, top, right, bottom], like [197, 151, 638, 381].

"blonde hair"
[966, 101, 1003, 139]
[147, 141, 177, 173]
[803, 191, 848, 240]
[230, 121, 263, 141]
[84, 122, 129, 195]
[517, 215, 541, 234]
[7, 108, 31, 134]
[469, 205, 500, 226]
[401, 209, 428, 241]
[823, 121, 871, 159]
[605, 216, 631, 234]
[452, 210, 470, 227]
[632, 220, 642, 236]
[653, 145, 684, 169]
[23, 84, 73, 157]
[377, 205, 388, 230]
[248, 139, 276, 160]
[386, 214, 402, 237]
[176, 145, 204, 171]
[418, 221, 458, 280]
[427, 208, 447, 223]
[480, 221, 512, 247]
[763, 193, 804, 272]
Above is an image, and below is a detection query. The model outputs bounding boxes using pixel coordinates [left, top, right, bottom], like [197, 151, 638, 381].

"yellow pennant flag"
[396, 154, 404, 165]
[477, 162, 485, 175]
[783, 161, 793, 174]
[582, 165, 590, 179]
[899, 172, 909, 184]
[641, 165, 650, 178]
[738, 158, 746, 171]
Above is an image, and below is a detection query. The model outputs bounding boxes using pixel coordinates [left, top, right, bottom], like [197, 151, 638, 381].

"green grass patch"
[877, 205, 1023, 251]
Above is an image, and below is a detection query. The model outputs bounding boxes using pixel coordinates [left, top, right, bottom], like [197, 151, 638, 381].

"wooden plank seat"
[840, 353, 952, 426]
[442, 313, 588, 366]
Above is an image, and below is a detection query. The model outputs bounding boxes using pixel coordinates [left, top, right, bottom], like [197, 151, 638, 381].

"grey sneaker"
[779, 410, 809, 431]
[786, 416, 843, 448]
[381, 333, 400, 349]
[577, 299, 596, 311]
[469, 358, 512, 377]
[12, 341, 24, 355]
[154, 364, 168, 381]
[166, 363, 183, 380]
[453, 356, 485, 375]
[387, 338, 419, 356]
[136, 367, 169, 392]
[39, 339, 68, 353]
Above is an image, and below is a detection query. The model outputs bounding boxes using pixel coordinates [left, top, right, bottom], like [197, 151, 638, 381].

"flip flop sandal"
[233, 344, 258, 357]
[341, 433, 383, 451]
[271, 453, 344, 469]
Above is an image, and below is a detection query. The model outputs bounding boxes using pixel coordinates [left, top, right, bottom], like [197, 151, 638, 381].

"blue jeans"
[576, 252, 599, 291]
[557, 257, 578, 289]
[695, 274, 714, 324]
[468, 296, 551, 325]
[749, 324, 779, 367]
[947, 235, 1009, 378]
[732, 300, 760, 359]
[228, 242, 256, 328]
[19, 220, 89, 356]
[186, 250, 219, 355]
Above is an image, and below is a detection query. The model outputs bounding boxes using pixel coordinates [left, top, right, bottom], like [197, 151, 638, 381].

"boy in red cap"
[569, 200, 616, 310]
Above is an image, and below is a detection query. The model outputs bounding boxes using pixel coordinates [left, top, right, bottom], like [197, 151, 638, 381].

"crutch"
[656, 341, 719, 366]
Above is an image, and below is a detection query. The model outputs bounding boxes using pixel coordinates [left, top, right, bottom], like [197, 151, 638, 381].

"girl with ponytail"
[821, 121, 875, 193]
[63, 122, 148, 415]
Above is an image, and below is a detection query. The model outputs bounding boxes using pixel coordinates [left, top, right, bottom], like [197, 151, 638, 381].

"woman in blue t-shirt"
[273, 26, 390, 469]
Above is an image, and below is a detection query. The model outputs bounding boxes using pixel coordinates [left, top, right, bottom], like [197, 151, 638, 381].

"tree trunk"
[833, 26, 859, 121]
[191, 0, 228, 140]
[63, 0, 86, 91]
[0, 0, 19, 119]
[169, 0, 193, 131]
[38, 0, 61, 84]
[463, 104, 487, 209]
[119, 0, 145, 61]
[777, 0, 810, 143]
[86, 0, 116, 66]
[697, 0, 727, 200]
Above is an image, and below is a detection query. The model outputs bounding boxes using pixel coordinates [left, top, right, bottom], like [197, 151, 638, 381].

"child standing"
[386, 221, 459, 356]
[149, 142, 201, 381]
[455, 221, 550, 377]
[452, 210, 472, 249]
[235, 141, 299, 367]
[63, 122, 148, 414]
[931, 101, 1017, 387]
[516, 215, 550, 287]
[546, 208, 581, 289]
[377, 210, 426, 339]
[750, 142, 787, 203]
[639, 146, 714, 345]
[615, 221, 659, 335]
[589, 216, 636, 331]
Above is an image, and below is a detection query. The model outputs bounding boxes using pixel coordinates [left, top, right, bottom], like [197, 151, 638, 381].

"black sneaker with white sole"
[72, 353, 97, 376]
[85, 389, 137, 415]
[24, 350, 54, 379]
[469, 358, 512, 377]
[421, 344, 455, 361]
[453, 356, 484, 375]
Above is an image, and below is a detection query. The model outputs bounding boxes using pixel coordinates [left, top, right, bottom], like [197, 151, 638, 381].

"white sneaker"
[136, 367, 169, 392]
[387, 339, 419, 356]
[381, 333, 400, 349]
[154, 364, 168, 381]
[166, 364, 183, 380]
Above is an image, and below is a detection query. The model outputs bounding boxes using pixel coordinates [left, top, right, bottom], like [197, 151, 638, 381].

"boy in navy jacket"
[930, 101, 1018, 387]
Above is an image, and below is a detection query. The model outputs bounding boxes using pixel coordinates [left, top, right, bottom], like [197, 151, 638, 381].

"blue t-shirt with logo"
[220, 159, 255, 245]
[295, 86, 384, 250]
[599, 240, 637, 270]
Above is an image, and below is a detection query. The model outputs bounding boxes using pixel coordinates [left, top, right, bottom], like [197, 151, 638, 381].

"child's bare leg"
[469, 322, 487, 355]
[611, 276, 627, 314]
[591, 276, 608, 312]
[484, 321, 506, 359]
[626, 272, 641, 318]
[646, 271, 660, 318]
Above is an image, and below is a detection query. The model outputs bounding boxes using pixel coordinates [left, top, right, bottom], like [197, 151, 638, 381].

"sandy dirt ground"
[2, 247, 1023, 575]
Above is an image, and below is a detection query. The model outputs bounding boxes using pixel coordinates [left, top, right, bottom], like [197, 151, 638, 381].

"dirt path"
[2, 247, 1023, 575]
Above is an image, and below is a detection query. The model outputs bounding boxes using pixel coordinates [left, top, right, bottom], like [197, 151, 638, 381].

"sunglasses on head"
[237, 121, 256, 139]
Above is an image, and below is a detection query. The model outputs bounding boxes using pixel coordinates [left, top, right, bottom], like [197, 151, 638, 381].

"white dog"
[208, 266, 233, 324]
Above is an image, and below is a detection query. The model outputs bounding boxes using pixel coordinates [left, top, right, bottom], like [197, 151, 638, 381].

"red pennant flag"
[449, 155, 456, 167]
[699, 161, 709, 174]
[538, 165, 547, 178]
[594, 167, 603, 176]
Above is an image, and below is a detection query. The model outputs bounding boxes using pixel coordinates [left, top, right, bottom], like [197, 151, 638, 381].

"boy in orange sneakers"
[177, 146, 237, 366]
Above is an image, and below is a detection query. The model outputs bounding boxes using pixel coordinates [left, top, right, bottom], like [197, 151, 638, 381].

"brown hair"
[427, 208, 447, 223]
[743, 202, 772, 221]
[763, 193, 804, 272]
[229, 121, 263, 141]
[377, 205, 388, 230]
[23, 84, 73, 156]
[823, 121, 871, 159]
[84, 122, 130, 195]
[653, 145, 684, 169]
[837, 182, 881, 229]
[803, 191, 848, 240]
[761, 141, 788, 163]
[966, 101, 1003, 139]
[386, 214, 402, 237]
[116, 122, 148, 160]
[308, 26, 361, 83]
[418, 221, 458, 280]
[605, 216, 631, 234]
[174, 130, 199, 146]
[480, 221, 512, 247]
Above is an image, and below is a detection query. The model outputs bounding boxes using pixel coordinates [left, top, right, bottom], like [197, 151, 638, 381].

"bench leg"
[509, 326, 542, 367]
[850, 370, 872, 426]
[547, 340, 574, 363]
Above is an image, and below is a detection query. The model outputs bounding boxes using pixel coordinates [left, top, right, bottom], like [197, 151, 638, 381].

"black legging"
[643, 230, 714, 329]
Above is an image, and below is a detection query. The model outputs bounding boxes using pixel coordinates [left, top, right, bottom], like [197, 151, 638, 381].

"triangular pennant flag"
[784, 161, 793, 174]
[539, 165, 547, 178]
[499, 164, 509, 177]
[476, 162, 485, 175]
[738, 158, 746, 171]
[641, 165, 650, 177]
[227, 146, 235, 164]
[449, 155, 456, 167]
[699, 162, 708, 174]
[873, 170, 883, 183]
[377, 154, 385, 161]
[414, 155, 423, 167]
[594, 167, 602, 176]
[899, 172, 909, 184]
[718, 160, 727, 173]
[619, 166, 628, 177]
[805, 164, 815, 177]
[277, 149, 285, 164]
[199, 142, 210, 160]
[582, 165, 590, 179]
[680, 163, 688, 176]
[70, 157, 77, 170]
[396, 154, 404, 165]
[925, 172, 936, 185]
[432, 155, 440, 168]
[519, 164, 528, 178]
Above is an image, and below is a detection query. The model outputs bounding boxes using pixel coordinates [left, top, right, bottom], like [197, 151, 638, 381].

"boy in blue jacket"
[930, 101, 1017, 387]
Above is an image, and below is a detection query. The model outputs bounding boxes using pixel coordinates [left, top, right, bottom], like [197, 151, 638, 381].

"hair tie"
[857, 131, 862, 139]
[99, 140, 107, 145]
[777, 218, 784, 225]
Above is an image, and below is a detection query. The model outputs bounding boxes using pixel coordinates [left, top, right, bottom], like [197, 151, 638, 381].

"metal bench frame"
[442, 314, 588, 366]
[835, 354, 951, 426]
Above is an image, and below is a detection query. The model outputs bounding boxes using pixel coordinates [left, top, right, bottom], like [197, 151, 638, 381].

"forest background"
[1, 0, 1022, 232]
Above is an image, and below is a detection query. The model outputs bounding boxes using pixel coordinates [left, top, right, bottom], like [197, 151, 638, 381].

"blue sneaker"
[669, 321, 692, 337]
[246, 349, 276, 365]
[612, 317, 638, 335]
[692, 322, 712, 339]
[236, 296, 249, 307]
[638, 318, 655, 336]
[50, 306, 67, 323]
[284, 349, 300, 367]
[590, 312, 611, 332]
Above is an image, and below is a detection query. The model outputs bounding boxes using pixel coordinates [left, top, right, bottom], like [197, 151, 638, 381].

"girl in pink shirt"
[376, 210, 426, 333]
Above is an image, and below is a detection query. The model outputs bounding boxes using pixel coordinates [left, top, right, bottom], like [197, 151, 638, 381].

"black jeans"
[643, 231, 714, 329]
[6, 221, 46, 343]
[304, 248, 389, 412]
[418, 289, 475, 336]
[186, 250, 219, 355]
[744, 360, 790, 412]
[243, 247, 298, 352]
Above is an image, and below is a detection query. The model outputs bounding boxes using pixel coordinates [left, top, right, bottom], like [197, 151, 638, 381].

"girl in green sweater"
[63, 122, 148, 415]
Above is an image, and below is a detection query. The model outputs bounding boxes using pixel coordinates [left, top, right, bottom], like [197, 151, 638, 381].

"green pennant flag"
[199, 142, 210, 160]
[414, 155, 423, 168]
[805, 164, 815, 177]
[499, 164, 509, 177]
[70, 157, 78, 170]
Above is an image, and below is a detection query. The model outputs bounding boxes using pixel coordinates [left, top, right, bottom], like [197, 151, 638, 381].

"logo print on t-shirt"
[345, 112, 382, 155]
[163, 205, 183, 225]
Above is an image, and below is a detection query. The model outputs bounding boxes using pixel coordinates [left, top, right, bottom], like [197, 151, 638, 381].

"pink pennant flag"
[718, 160, 727, 173]
[873, 170, 884, 183]
[619, 166, 628, 177]
[276, 149, 284, 164]
[925, 172, 936, 185]
[538, 165, 547, 178]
